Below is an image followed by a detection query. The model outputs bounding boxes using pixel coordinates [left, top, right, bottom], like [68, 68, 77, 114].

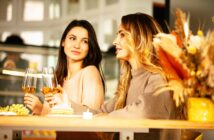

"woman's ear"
[62, 41, 65, 47]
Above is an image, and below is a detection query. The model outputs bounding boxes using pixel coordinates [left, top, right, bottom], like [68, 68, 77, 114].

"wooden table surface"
[0, 115, 214, 132]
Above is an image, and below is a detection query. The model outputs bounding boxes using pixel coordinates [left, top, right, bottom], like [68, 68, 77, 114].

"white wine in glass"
[41, 67, 62, 107]
[22, 68, 37, 94]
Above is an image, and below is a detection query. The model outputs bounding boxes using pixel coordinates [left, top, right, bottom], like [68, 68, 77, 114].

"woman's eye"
[69, 37, 75, 40]
[120, 33, 125, 38]
[83, 40, 88, 44]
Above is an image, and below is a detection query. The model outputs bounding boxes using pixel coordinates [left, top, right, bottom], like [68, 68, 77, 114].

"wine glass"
[22, 68, 37, 94]
[41, 67, 61, 108]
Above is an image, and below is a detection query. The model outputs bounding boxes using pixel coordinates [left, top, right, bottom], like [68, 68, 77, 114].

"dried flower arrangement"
[153, 9, 214, 107]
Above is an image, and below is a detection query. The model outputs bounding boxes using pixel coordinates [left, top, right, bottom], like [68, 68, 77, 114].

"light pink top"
[63, 65, 104, 110]
[41, 65, 104, 115]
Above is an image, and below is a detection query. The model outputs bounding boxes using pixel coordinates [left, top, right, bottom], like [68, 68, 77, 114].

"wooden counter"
[0, 115, 214, 140]
[0, 115, 214, 130]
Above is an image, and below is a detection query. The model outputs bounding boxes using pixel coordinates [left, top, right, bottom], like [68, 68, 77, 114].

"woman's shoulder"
[146, 71, 166, 84]
[82, 65, 100, 75]
[84, 65, 97, 70]
[83, 65, 98, 71]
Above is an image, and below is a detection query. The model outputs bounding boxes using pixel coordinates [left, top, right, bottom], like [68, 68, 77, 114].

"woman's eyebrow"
[82, 37, 88, 40]
[118, 29, 128, 35]
[67, 34, 75, 37]
[67, 34, 88, 40]
[116, 30, 123, 35]
[118, 30, 123, 34]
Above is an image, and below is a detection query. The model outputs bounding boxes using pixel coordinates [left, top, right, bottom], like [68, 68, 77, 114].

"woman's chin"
[116, 53, 127, 60]
[116, 54, 121, 59]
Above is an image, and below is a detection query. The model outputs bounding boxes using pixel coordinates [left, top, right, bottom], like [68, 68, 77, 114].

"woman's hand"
[44, 93, 64, 107]
[24, 93, 43, 115]
[44, 93, 54, 104]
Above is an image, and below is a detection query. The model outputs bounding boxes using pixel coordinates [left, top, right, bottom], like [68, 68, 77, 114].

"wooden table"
[0, 115, 214, 140]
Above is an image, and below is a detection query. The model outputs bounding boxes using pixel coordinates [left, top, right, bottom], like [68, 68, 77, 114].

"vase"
[187, 97, 214, 122]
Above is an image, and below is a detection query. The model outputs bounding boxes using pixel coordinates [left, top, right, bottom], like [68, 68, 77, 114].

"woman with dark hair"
[24, 20, 105, 115]
[56, 20, 104, 88]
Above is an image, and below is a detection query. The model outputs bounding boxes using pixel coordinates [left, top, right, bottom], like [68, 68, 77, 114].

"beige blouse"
[63, 65, 104, 110]
[41, 65, 104, 114]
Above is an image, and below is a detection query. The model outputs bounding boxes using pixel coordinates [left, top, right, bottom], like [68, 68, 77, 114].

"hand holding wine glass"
[42, 67, 62, 108]
[22, 68, 43, 115]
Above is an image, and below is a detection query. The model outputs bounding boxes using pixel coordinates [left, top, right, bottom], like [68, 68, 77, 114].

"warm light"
[184, 14, 190, 40]
[7, 4, 12, 21]
[184, 22, 189, 40]
[2, 70, 25, 77]
[20, 31, 43, 46]
[23, 1, 44, 21]
[2, 69, 42, 78]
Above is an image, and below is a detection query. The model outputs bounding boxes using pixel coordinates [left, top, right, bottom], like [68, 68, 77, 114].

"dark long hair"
[55, 20, 105, 90]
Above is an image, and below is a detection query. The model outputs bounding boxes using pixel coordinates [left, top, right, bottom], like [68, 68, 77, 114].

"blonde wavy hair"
[114, 13, 163, 110]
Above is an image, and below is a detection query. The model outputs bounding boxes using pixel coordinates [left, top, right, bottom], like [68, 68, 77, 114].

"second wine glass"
[41, 67, 60, 107]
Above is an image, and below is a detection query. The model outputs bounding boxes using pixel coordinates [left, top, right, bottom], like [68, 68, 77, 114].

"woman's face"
[63, 26, 89, 62]
[113, 24, 133, 61]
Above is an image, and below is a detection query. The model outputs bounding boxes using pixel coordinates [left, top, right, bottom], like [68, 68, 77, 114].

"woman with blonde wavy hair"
[113, 12, 163, 111]
[70, 13, 181, 140]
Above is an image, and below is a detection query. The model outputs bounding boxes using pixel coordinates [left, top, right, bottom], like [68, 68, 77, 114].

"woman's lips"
[116, 48, 122, 54]
[71, 50, 80, 55]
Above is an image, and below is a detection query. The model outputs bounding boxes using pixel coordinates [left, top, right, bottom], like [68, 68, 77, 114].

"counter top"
[0, 115, 214, 132]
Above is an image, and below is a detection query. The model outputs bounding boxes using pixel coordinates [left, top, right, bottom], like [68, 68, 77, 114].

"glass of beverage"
[22, 68, 37, 94]
[41, 67, 61, 107]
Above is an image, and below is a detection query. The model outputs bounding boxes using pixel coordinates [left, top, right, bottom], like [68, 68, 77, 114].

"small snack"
[0, 104, 29, 116]
[50, 105, 73, 114]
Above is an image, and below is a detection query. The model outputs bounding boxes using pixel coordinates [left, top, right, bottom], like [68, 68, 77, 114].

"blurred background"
[0, 0, 213, 105]
[0, 0, 213, 139]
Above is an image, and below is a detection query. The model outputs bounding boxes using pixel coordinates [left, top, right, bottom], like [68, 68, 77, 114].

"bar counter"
[0, 115, 214, 140]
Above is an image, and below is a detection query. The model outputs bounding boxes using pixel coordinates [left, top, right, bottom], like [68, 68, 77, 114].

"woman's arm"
[81, 66, 104, 110]
[69, 96, 117, 114]
[108, 74, 175, 119]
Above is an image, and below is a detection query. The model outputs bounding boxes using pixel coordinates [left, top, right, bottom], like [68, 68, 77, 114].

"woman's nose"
[113, 37, 118, 46]
[74, 41, 81, 49]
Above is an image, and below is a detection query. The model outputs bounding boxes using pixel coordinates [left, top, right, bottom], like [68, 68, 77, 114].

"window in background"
[20, 31, 43, 45]
[0, 0, 12, 22]
[48, 38, 60, 47]
[23, 0, 44, 21]
[91, 22, 98, 35]
[21, 54, 43, 70]
[47, 55, 57, 68]
[48, 40, 56, 47]
[105, 0, 119, 6]
[67, 0, 80, 15]
[85, 0, 98, 10]
[103, 19, 117, 51]
[102, 19, 119, 99]
[48, 30, 61, 47]
[49, 0, 61, 19]
[0, 32, 7, 60]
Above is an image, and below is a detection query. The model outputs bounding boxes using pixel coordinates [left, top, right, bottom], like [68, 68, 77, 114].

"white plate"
[0, 112, 17, 116]
[46, 114, 82, 118]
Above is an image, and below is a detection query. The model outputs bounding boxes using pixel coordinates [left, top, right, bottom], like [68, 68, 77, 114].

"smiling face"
[62, 26, 89, 63]
[113, 25, 133, 61]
